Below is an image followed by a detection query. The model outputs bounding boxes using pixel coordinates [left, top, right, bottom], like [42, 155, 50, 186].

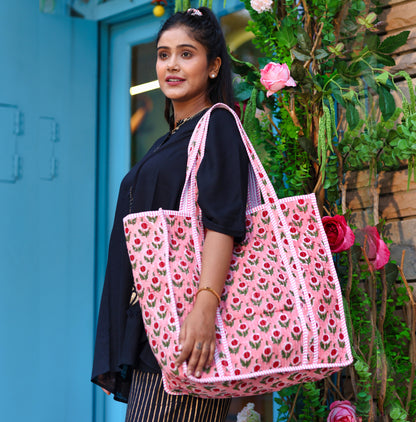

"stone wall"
[344, 0, 416, 293]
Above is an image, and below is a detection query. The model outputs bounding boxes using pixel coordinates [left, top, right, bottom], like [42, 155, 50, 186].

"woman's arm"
[175, 229, 233, 377]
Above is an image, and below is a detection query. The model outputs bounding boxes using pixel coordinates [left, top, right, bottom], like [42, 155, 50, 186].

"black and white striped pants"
[125, 370, 231, 422]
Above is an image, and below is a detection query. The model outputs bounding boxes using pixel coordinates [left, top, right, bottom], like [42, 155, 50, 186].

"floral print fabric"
[123, 104, 352, 398]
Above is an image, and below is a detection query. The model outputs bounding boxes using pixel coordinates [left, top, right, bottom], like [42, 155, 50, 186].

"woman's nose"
[167, 56, 179, 71]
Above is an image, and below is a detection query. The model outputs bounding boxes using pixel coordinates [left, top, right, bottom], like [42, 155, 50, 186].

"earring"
[211, 73, 216, 78]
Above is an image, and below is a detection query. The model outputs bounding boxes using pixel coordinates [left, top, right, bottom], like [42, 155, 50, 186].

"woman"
[92, 7, 249, 421]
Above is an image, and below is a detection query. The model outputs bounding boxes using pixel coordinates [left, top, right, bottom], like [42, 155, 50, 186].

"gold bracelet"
[195, 287, 221, 306]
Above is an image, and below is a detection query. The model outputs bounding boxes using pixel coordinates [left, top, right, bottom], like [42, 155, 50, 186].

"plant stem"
[282, 95, 303, 133]
[397, 251, 416, 413]
[378, 267, 387, 341]
[326, 376, 346, 400]
[377, 348, 388, 414]
[288, 385, 302, 421]
[346, 248, 353, 304]
[361, 239, 376, 367]
[303, 22, 324, 71]
[266, 113, 281, 136]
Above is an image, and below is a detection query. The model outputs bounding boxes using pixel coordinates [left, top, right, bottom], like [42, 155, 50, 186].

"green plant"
[231, 1, 416, 421]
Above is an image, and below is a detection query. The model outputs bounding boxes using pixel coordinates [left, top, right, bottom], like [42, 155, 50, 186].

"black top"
[91, 107, 249, 402]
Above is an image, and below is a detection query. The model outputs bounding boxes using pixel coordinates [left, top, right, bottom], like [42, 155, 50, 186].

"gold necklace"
[170, 108, 208, 135]
[170, 116, 194, 135]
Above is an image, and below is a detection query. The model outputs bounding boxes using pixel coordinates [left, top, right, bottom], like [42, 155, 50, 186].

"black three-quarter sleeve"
[197, 108, 249, 243]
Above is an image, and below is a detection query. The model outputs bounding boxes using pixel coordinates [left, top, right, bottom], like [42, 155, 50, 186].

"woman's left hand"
[175, 297, 217, 378]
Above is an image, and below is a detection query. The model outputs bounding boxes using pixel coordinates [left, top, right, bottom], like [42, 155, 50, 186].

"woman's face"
[156, 26, 220, 107]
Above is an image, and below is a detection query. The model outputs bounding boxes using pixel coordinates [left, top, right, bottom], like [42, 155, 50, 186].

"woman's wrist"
[194, 290, 219, 312]
[196, 286, 221, 306]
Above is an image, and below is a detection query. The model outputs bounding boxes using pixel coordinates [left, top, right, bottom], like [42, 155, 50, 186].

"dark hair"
[156, 7, 234, 128]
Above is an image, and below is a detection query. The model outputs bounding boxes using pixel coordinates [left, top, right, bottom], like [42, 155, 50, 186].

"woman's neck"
[172, 97, 211, 124]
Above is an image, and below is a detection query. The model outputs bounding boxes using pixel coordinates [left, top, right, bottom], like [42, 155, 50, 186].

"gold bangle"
[195, 287, 221, 306]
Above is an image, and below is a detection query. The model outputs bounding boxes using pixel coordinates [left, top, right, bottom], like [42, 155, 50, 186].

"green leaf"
[297, 27, 312, 51]
[329, 82, 346, 107]
[346, 102, 359, 129]
[258, 57, 271, 69]
[362, 73, 378, 91]
[315, 48, 329, 60]
[375, 72, 389, 85]
[256, 90, 265, 108]
[365, 32, 380, 51]
[292, 49, 310, 62]
[290, 60, 307, 82]
[377, 85, 396, 121]
[379, 31, 410, 54]
[276, 23, 297, 49]
[376, 52, 396, 67]
[233, 81, 253, 101]
[384, 262, 399, 285]
[230, 53, 257, 75]
[334, 60, 348, 74]
[342, 90, 355, 102]
[348, 59, 369, 76]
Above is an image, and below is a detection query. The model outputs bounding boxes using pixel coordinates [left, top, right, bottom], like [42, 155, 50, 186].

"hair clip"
[186, 8, 202, 16]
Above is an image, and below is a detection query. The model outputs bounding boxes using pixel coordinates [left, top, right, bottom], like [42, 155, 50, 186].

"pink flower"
[260, 62, 296, 97]
[356, 226, 390, 270]
[327, 401, 362, 422]
[250, 0, 273, 13]
[322, 215, 355, 253]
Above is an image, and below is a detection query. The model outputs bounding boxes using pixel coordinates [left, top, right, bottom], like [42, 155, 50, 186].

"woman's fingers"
[186, 341, 204, 376]
[174, 308, 216, 375]
[207, 342, 216, 368]
[193, 343, 213, 377]
[175, 337, 215, 376]
[175, 326, 191, 367]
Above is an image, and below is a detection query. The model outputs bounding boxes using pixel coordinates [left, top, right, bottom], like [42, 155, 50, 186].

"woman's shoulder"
[210, 104, 238, 122]
[207, 105, 242, 140]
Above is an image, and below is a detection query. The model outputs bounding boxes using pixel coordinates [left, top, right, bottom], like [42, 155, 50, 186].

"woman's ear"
[209, 57, 222, 78]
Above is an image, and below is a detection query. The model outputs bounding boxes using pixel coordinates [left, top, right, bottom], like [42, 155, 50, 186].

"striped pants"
[125, 370, 231, 422]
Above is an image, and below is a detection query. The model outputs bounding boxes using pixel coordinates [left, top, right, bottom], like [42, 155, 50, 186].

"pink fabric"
[123, 104, 352, 398]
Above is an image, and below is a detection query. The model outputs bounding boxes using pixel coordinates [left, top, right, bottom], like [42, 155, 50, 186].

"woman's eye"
[182, 51, 192, 58]
[158, 52, 168, 59]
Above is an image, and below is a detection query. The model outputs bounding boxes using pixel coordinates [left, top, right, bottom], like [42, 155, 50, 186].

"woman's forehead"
[157, 26, 200, 48]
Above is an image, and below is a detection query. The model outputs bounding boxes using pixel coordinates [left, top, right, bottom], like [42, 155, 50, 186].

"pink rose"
[250, 0, 273, 13]
[356, 226, 390, 270]
[327, 401, 362, 422]
[260, 62, 296, 97]
[322, 215, 355, 253]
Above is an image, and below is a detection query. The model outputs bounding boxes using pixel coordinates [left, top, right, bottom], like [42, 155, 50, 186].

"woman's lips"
[166, 77, 185, 86]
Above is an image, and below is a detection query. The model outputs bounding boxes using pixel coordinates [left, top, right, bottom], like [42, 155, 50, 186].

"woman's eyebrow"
[157, 44, 197, 50]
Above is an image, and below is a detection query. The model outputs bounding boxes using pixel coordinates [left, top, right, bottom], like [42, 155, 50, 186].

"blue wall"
[0, 1, 98, 421]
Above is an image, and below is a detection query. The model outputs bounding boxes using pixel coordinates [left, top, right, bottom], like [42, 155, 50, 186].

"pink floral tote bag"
[123, 103, 353, 398]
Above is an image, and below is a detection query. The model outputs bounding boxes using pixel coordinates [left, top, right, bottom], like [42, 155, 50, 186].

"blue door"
[95, 14, 166, 421]
[0, 1, 98, 421]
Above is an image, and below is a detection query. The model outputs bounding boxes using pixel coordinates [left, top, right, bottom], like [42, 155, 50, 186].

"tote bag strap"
[180, 103, 319, 365]
[179, 107, 261, 212]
